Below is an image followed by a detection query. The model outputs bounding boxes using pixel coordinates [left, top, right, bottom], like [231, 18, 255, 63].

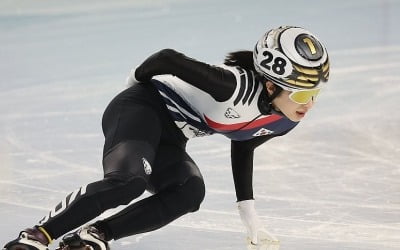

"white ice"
[0, 0, 399, 249]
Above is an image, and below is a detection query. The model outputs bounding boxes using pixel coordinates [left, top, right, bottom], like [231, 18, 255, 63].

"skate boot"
[3, 227, 50, 250]
[57, 226, 109, 250]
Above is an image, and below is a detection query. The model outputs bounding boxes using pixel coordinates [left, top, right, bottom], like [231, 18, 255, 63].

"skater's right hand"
[237, 200, 280, 250]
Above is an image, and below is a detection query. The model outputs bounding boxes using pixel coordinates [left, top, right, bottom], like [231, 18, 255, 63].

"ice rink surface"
[0, 0, 399, 249]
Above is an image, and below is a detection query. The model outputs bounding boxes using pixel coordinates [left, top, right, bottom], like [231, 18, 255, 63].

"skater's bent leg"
[38, 140, 157, 240]
[36, 101, 163, 241]
[40, 173, 147, 240]
[97, 175, 205, 240]
[93, 161, 205, 241]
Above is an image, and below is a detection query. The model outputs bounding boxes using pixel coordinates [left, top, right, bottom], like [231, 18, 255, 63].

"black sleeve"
[230, 135, 274, 201]
[135, 49, 236, 102]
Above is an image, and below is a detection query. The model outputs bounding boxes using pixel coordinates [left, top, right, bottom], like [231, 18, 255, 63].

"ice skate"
[56, 226, 109, 250]
[3, 227, 49, 250]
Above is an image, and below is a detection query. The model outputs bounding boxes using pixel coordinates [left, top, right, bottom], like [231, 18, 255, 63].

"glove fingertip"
[251, 236, 258, 245]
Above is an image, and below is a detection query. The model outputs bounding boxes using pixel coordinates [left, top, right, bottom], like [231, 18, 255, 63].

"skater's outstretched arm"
[230, 135, 272, 201]
[231, 132, 292, 249]
[230, 129, 294, 201]
[133, 48, 237, 102]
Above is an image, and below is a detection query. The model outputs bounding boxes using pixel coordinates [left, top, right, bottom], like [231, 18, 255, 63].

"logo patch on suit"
[253, 128, 274, 136]
[225, 108, 240, 119]
[142, 157, 152, 175]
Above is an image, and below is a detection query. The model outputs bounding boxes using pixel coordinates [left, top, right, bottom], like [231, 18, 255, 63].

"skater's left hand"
[237, 200, 280, 250]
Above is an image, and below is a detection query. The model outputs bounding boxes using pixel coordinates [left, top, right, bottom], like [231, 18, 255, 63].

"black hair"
[223, 50, 256, 72]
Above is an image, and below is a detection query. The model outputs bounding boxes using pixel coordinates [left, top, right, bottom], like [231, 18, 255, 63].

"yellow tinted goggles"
[288, 88, 321, 104]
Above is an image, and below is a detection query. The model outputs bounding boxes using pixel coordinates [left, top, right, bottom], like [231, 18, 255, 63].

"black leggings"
[38, 84, 205, 241]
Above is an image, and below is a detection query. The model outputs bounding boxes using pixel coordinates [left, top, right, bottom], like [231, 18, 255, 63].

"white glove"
[237, 200, 280, 250]
[126, 67, 140, 88]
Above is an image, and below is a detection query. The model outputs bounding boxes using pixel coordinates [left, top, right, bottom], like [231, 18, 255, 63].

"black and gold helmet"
[253, 26, 330, 90]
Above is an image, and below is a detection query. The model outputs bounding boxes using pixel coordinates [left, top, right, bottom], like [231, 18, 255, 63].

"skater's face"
[265, 81, 315, 122]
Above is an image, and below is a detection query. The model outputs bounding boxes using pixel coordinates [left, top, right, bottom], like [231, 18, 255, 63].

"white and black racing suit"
[36, 49, 298, 241]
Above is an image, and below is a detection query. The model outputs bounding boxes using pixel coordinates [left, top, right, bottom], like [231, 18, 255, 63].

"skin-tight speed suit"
[36, 49, 299, 241]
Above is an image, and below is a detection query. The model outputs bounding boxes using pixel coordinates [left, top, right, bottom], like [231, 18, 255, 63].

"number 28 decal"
[256, 48, 292, 78]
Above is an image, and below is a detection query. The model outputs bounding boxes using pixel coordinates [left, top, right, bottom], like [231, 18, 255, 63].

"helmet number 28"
[257, 48, 292, 78]
[260, 50, 287, 75]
